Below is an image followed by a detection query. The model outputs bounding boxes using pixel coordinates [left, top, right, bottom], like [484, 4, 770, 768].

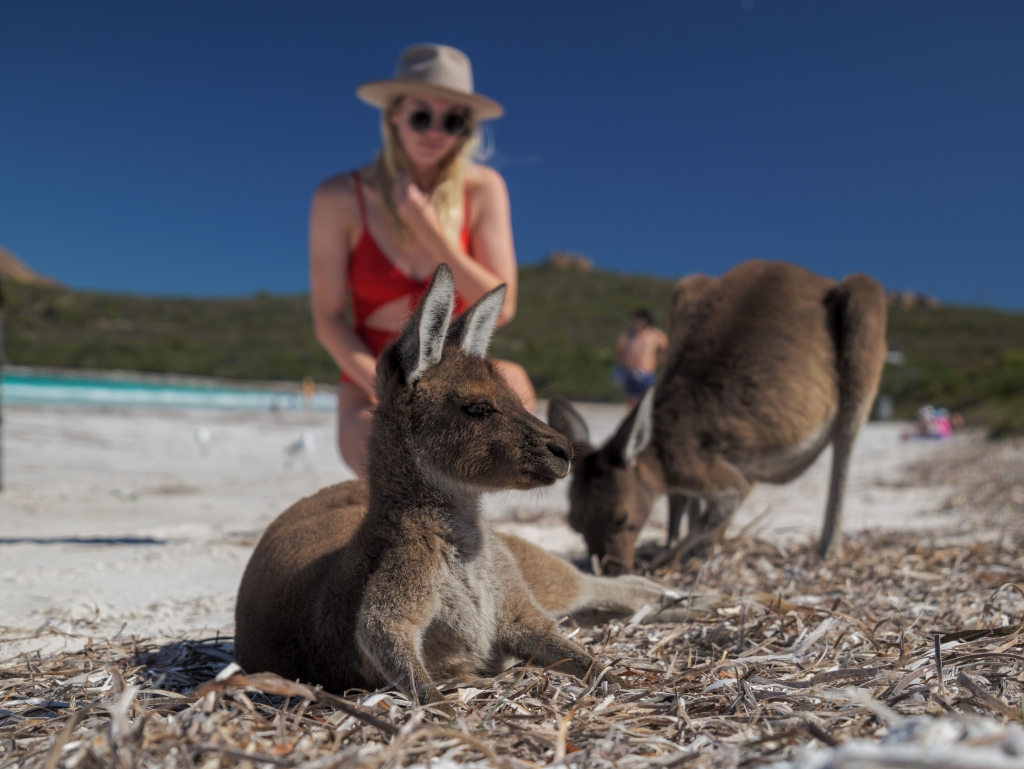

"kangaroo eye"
[464, 403, 493, 417]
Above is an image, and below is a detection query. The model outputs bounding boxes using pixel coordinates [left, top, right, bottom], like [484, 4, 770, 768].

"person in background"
[309, 44, 534, 476]
[614, 309, 668, 408]
[903, 404, 956, 440]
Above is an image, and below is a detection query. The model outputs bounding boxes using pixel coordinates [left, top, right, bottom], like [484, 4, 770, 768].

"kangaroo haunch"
[235, 265, 677, 703]
[549, 260, 887, 574]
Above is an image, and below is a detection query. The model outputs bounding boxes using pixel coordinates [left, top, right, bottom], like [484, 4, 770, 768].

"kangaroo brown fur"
[235, 266, 676, 703]
[549, 260, 887, 574]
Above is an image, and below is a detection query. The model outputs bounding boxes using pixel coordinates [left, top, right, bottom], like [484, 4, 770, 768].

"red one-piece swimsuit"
[340, 172, 473, 385]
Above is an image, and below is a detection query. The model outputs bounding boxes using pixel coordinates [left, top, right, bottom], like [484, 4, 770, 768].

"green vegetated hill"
[3, 283, 335, 383]
[3, 266, 1023, 434]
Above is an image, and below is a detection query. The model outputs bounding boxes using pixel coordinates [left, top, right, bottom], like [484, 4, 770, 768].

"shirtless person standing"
[614, 309, 668, 408]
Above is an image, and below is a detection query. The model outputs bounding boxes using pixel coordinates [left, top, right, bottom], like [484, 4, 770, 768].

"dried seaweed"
[3, 441, 1024, 767]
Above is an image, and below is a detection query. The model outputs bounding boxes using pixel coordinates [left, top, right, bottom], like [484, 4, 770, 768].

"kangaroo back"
[235, 482, 369, 688]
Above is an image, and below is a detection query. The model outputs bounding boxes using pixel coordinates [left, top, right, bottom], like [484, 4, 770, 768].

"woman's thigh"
[336, 382, 374, 477]
[490, 359, 536, 412]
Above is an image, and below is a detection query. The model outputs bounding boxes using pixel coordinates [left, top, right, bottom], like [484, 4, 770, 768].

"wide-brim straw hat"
[356, 44, 504, 120]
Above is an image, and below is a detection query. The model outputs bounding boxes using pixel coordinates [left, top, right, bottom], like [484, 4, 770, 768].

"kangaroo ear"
[548, 396, 592, 449]
[447, 284, 506, 358]
[396, 265, 455, 384]
[605, 386, 655, 466]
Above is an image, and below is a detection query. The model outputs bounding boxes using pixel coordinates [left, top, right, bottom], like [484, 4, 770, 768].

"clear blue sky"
[2, 1, 1022, 308]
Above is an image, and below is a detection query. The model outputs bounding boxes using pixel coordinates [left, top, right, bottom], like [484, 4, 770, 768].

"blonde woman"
[310, 44, 534, 476]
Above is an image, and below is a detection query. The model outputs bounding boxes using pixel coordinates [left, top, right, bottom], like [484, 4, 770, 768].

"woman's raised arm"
[465, 167, 518, 326]
[394, 167, 519, 326]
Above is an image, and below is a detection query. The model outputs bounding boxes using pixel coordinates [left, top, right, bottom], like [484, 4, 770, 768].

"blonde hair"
[372, 96, 486, 245]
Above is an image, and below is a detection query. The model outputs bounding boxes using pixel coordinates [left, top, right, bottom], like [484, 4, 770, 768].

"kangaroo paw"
[418, 684, 446, 704]
[417, 685, 456, 716]
[602, 670, 628, 688]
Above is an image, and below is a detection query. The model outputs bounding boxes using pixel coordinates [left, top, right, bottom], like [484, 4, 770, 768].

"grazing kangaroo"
[549, 260, 887, 575]
[236, 266, 677, 704]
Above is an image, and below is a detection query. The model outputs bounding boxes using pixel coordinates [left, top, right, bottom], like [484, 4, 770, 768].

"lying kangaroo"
[549, 260, 887, 574]
[236, 266, 677, 704]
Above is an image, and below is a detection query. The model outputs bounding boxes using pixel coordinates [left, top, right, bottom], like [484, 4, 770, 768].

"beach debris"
[302, 375, 316, 406]
[875, 393, 895, 420]
[283, 429, 316, 468]
[2, 437, 1022, 767]
[774, 715, 1024, 768]
[193, 425, 212, 453]
[5, 511, 1024, 767]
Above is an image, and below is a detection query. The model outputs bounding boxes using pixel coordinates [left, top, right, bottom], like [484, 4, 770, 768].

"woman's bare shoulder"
[316, 165, 365, 194]
[312, 165, 374, 220]
[470, 165, 509, 195]
[467, 166, 510, 218]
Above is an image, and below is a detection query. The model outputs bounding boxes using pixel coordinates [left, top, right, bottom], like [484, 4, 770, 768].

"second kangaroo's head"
[371, 265, 572, 491]
[548, 389, 659, 575]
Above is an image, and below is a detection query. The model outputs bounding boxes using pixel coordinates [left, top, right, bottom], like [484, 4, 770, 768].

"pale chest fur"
[419, 528, 516, 680]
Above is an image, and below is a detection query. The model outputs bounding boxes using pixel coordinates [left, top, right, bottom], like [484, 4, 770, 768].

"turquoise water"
[0, 372, 336, 411]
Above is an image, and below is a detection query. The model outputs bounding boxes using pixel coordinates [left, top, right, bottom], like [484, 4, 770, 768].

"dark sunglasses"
[406, 107, 470, 137]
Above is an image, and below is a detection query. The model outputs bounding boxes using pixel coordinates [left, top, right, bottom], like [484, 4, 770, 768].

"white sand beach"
[0, 402, 960, 645]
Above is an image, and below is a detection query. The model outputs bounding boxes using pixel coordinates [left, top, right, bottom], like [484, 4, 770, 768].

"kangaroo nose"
[546, 439, 571, 463]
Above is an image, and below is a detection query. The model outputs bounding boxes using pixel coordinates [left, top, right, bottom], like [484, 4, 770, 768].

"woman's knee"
[336, 384, 374, 476]
[337, 410, 371, 476]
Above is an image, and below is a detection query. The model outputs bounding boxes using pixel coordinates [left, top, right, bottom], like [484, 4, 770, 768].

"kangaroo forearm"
[526, 635, 595, 681]
[501, 617, 595, 681]
[355, 619, 433, 695]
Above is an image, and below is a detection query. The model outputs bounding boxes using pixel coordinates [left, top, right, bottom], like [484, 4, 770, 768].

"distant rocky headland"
[0, 245, 62, 289]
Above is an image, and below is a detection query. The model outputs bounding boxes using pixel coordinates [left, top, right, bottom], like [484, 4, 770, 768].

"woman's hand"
[348, 354, 379, 405]
[390, 167, 519, 325]
[392, 172, 442, 237]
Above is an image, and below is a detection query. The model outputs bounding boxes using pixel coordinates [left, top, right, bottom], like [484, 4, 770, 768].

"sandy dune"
[0, 402, 958, 642]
